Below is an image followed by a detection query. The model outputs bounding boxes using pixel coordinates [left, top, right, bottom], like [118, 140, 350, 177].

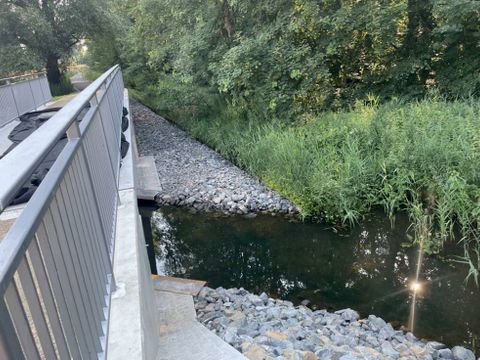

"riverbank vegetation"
[143, 95, 480, 281]
[89, 0, 480, 279]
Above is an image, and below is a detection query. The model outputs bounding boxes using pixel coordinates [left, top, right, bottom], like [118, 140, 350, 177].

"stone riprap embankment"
[131, 100, 298, 216]
[195, 287, 477, 360]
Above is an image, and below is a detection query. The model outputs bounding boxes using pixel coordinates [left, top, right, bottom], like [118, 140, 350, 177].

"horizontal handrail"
[0, 64, 119, 211]
[0, 72, 45, 84]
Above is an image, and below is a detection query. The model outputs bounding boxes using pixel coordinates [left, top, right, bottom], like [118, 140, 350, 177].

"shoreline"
[132, 99, 299, 217]
[155, 188, 299, 217]
[195, 286, 477, 360]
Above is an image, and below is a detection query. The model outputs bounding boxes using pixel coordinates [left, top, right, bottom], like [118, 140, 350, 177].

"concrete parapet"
[107, 91, 159, 359]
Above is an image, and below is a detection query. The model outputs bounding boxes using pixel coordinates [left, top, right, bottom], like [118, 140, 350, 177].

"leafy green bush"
[49, 75, 74, 96]
[82, 68, 102, 82]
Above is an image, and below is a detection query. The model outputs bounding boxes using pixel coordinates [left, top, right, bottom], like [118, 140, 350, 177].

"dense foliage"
[101, 0, 480, 113]
[90, 0, 480, 279]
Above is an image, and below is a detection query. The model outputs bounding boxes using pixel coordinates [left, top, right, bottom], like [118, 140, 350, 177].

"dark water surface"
[142, 206, 480, 353]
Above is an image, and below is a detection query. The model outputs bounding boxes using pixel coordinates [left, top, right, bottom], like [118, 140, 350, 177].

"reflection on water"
[146, 206, 480, 352]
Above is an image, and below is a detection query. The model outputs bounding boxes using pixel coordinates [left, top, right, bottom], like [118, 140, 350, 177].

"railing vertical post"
[7, 80, 20, 120]
[91, 95, 119, 194]
[38, 75, 47, 104]
[27, 78, 36, 110]
[0, 300, 24, 359]
[68, 117, 116, 290]
[66, 121, 81, 139]
[102, 79, 119, 143]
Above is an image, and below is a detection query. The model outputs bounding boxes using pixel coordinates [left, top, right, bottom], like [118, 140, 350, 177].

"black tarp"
[2, 105, 129, 205]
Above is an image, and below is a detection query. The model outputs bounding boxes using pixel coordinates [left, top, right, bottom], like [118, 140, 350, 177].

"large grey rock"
[315, 348, 331, 360]
[380, 341, 400, 358]
[367, 315, 387, 331]
[378, 323, 395, 340]
[259, 292, 269, 302]
[336, 308, 359, 322]
[451, 346, 475, 360]
[394, 342, 411, 356]
[232, 194, 245, 202]
[438, 348, 454, 359]
[223, 327, 238, 344]
[339, 355, 360, 360]
[427, 341, 447, 350]
[405, 332, 417, 342]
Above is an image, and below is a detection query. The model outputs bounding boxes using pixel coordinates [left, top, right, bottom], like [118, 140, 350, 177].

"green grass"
[67, 65, 102, 82]
[49, 75, 74, 97]
[79, 68, 102, 82]
[132, 89, 480, 281]
[52, 94, 67, 101]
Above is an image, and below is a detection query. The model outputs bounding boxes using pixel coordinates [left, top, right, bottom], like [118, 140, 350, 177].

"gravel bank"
[195, 287, 477, 360]
[131, 100, 298, 216]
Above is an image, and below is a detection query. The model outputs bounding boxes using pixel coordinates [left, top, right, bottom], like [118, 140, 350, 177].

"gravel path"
[131, 100, 298, 216]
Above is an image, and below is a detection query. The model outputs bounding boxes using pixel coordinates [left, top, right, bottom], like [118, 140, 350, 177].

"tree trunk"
[46, 54, 61, 85]
[401, 0, 435, 90]
[222, 0, 234, 38]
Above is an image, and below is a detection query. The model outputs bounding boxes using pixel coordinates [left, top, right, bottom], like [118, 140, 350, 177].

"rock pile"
[131, 100, 298, 216]
[195, 287, 477, 360]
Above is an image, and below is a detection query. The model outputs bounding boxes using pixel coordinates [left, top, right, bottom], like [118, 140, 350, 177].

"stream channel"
[140, 204, 480, 353]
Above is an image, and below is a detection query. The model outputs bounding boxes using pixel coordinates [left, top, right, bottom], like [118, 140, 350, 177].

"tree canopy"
[96, 0, 480, 116]
[0, 0, 107, 83]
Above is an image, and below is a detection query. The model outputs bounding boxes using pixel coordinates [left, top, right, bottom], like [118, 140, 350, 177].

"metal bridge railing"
[0, 73, 53, 128]
[0, 65, 124, 359]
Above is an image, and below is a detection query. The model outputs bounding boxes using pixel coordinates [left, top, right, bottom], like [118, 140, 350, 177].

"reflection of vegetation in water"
[151, 211, 192, 275]
[151, 207, 480, 352]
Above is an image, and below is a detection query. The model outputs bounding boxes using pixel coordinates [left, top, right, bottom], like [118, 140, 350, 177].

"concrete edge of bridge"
[107, 90, 160, 360]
